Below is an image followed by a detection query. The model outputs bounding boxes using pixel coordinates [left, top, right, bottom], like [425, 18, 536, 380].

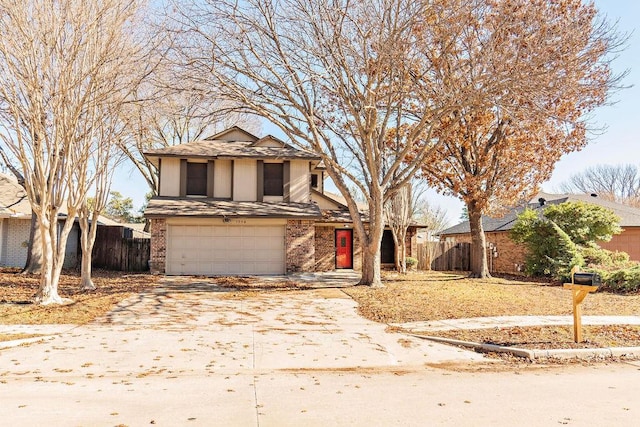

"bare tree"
[384, 184, 412, 273]
[120, 61, 261, 195]
[560, 164, 640, 207]
[75, 115, 128, 290]
[0, 0, 151, 304]
[173, 0, 464, 286]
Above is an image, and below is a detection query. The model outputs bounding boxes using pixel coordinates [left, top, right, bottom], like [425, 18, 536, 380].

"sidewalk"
[391, 315, 640, 332]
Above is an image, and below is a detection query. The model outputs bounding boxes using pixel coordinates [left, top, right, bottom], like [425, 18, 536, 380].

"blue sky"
[114, 0, 639, 224]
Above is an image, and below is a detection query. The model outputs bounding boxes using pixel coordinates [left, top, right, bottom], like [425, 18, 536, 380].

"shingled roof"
[144, 127, 321, 161]
[145, 197, 322, 219]
[0, 173, 31, 217]
[439, 192, 640, 236]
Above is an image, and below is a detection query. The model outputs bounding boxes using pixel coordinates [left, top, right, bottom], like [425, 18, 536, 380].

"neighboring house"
[438, 192, 640, 274]
[0, 173, 142, 269]
[0, 173, 79, 268]
[144, 126, 419, 276]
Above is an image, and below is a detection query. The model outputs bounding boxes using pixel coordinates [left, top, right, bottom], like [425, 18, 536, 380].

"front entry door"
[335, 229, 353, 269]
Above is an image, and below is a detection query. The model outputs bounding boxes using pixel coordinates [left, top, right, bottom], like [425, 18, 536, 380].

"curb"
[412, 334, 640, 361]
[0, 336, 52, 350]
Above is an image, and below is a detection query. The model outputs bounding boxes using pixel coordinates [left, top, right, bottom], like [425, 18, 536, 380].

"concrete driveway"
[2, 277, 639, 426]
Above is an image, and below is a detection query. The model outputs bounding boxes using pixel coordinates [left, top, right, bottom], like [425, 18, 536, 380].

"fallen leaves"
[0, 269, 157, 325]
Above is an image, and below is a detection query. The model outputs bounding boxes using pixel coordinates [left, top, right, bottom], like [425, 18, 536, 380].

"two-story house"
[144, 126, 418, 276]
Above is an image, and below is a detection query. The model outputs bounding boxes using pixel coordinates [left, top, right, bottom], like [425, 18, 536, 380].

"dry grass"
[345, 270, 640, 351]
[344, 271, 640, 323]
[433, 325, 640, 350]
[0, 269, 157, 325]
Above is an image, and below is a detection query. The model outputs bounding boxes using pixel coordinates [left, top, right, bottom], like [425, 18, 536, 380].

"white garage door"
[166, 225, 285, 275]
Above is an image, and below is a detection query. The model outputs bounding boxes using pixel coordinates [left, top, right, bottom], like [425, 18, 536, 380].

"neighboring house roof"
[0, 174, 142, 233]
[311, 189, 348, 210]
[322, 190, 369, 211]
[143, 127, 321, 161]
[0, 173, 31, 218]
[145, 197, 322, 219]
[439, 192, 640, 236]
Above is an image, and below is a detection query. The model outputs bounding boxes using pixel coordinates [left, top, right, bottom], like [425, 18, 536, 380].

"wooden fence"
[92, 226, 150, 271]
[417, 242, 471, 271]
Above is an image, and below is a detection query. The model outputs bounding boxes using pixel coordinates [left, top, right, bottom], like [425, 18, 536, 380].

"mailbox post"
[563, 266, 601, 343]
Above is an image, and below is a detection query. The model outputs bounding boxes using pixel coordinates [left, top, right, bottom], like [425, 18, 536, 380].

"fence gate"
[417, 242, 471, 271]
[92, 226, 150, 271]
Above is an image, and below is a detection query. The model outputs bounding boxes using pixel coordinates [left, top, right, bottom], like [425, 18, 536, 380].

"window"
[310, 173, 319, 189]
[263, 163, 284, 196]
[187, 162, 207, 196]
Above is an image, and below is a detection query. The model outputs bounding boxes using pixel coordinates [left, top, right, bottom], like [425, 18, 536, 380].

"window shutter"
[283, 161, 290, 202]
[179, 159, 187, 197]
[207, 161, 215, 198]
[257, 160, 264, 202]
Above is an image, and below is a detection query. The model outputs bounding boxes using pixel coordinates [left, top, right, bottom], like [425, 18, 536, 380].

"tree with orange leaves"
[415, 0, 625, 278]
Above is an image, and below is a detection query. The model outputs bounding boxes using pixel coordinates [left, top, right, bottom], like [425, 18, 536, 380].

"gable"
[311, 190, 346, 210]
[206, 126, 259, 142]
[253, 136, 285, 148]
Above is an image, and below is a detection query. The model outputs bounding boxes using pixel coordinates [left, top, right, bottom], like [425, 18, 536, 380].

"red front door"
[335, 229, 353, 269]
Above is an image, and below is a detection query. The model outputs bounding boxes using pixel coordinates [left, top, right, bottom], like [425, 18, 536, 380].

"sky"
[113, 0, 640, 226]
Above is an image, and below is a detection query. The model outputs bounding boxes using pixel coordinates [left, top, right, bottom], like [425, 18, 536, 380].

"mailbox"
[572, 272, 602, 287]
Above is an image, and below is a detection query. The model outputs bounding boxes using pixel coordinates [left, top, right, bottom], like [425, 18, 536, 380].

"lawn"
[343, 270, 640, 351]
[343, 271, 640, 323]
[0, 269, 157, 325]
[2, 269, 640, 352]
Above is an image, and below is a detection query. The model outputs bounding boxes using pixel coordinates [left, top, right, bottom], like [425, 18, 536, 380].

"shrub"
[581, 245, 631, 268]
[405, 257, 418, 269]
[592, 264, 640, 293]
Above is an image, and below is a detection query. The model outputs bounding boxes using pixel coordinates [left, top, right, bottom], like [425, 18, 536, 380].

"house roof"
[439, 192, 640, 236]
[0, 173, 31, 217]
[311, 189, 348, 210]
[143, 127, 321, 161]
[144, 197, 322, 219]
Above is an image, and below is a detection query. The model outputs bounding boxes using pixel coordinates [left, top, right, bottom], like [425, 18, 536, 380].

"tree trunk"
[79, 214, 97, 290]
[33, 212, 76, 305]
[34, 220, 64, 305]
[359, 243, 383, 287]
[22, 214, 43, 274]
[468, 205, 491, 278]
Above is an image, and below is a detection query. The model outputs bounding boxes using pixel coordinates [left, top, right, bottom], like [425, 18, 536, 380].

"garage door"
[166, 225, 285, 275]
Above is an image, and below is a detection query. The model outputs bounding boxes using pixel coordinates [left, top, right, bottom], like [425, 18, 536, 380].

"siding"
[1, 219, 30, 267]
[159, 157, 181, 197]
[233, 159, 257, 201]
[214, 159, 232, 199]
[289, 160, 310, 203]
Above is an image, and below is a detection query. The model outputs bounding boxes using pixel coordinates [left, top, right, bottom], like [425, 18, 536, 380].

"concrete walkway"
[392, 315, 640, 333]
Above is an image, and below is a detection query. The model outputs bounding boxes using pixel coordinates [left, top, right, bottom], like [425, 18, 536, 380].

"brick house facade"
[439, 192, 640, 274]
[145, 126, 422, 276]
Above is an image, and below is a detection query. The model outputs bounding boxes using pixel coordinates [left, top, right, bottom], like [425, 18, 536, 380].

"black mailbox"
[572, 272, 602, 287]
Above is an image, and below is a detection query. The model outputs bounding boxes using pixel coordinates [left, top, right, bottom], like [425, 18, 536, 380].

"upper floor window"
[310, 173, 319, 190]
[187, 162, 207, 196]
[264, 163, 284, 196]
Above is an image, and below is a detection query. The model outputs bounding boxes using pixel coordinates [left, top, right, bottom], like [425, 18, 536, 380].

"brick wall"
[286, 220, 315, 273]
[353, 227, 363, 271]
[600, 227, 640, 262]
[486, 231, 528, 274]
[315, 226, 335, 271]
[149, 218, 167, 274]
